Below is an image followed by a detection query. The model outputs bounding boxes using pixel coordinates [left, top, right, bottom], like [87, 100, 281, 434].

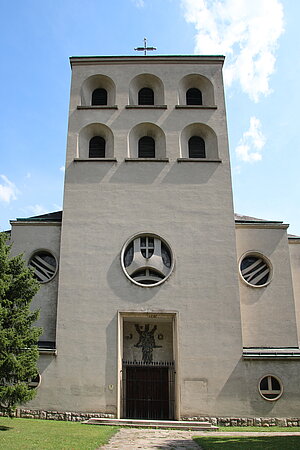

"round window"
[28, 373, 41, 389]
[29, 251, 58, 283]
[240, 253, 271, 287]
[259, 375, 283, 401]
[121, 234, 173, 287]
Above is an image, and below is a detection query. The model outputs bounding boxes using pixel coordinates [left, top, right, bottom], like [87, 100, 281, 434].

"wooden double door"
[124, 366, 174, 420]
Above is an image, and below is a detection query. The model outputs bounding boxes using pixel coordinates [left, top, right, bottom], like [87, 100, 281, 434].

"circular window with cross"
[121, 233, 174, 287]
[258, 375, 283, 401]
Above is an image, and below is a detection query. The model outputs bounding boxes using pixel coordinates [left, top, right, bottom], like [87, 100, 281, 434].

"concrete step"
[83, 417, 218, 430]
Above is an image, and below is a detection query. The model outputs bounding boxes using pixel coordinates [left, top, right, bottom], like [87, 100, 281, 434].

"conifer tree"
[0, 232, 42, 416]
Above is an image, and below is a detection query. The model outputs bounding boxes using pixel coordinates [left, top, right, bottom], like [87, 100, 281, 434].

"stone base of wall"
[182, 416, 300, 427]
[0, 409, 115, 422]
[1, 409, 300, 427]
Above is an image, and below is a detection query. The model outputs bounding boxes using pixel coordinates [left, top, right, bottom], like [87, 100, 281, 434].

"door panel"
[125, 366, 170, 419]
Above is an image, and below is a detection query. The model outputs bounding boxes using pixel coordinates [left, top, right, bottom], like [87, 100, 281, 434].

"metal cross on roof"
[134, 37, 157, 56]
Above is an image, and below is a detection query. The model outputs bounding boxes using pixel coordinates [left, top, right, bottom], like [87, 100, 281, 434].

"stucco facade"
[8, 55, 300, 420]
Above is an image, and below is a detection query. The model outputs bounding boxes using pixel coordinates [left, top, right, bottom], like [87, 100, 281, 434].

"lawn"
[0, 417, 118, 450]
[194, 435, 300, 450]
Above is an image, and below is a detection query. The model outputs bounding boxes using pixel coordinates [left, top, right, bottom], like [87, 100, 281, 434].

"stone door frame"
[117, 311, 180, 420]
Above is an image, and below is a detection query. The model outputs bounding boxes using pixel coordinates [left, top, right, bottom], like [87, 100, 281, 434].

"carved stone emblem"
[134, 324, 162, 364]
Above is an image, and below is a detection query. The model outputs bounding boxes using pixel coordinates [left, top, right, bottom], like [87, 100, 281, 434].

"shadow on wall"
[109, 161, 167, 184]
[65, 161, 116, 185]
[160, 161, 220, 185]
[104, 315, 118, 416]
[217, 359, 283, 417]
[106, 254, 164, 304]
[239, 232, 288, 307]
[66, 161, 221, 186]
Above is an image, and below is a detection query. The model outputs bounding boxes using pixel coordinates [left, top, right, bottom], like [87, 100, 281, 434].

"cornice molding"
[70, 55, 225, 67]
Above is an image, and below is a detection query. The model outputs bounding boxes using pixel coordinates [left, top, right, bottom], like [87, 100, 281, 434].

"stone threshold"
[83, 417, 217, 431]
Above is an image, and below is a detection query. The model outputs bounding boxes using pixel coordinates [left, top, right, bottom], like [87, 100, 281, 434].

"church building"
[9, 54, 300, 422]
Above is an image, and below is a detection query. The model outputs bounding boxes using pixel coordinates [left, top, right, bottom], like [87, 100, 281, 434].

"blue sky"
[0, 0, 299, 234]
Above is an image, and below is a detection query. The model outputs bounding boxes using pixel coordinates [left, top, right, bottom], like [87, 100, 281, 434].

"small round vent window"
[29, 251, 58, 283]
[28, 373, 42, 390]
[240, 253, 271, 287]
[259, 375, 283, 401]
[121, 234, 173, 287]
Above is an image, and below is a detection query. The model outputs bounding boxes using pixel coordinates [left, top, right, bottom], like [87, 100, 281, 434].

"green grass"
[0, 417, 118, 450]
[218, 426, 300, 432]
[194, 436, 300, 449]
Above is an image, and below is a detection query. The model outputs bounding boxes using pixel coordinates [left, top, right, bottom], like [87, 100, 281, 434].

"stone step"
[83, 417, 218, 430]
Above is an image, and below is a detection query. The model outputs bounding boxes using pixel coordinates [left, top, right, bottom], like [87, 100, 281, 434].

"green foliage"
[0, 233, 42, 416]
[0, 417, 118, 449]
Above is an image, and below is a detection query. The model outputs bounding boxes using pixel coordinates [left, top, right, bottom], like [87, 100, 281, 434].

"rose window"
[121, 234, 173, 287]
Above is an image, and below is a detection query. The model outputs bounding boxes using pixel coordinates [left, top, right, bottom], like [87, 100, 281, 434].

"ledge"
[77, 105, 118, 110]
[236, 222, 289, 230]
[74, 158, 117, 162]
[11, 220, 61, 226]
[288, 236, 300, 243]
[125, 158, 169, 162]
[175, 105, 217, 110]
[243, 348, 300, 359]
[125, 105, 167, 109]
[177, 158, 222, 163]
[70, 56, 225, 67]
[39, 348, 57, 355]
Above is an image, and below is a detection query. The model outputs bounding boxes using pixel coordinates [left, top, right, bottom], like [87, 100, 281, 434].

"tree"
[0, 232, 42, 416]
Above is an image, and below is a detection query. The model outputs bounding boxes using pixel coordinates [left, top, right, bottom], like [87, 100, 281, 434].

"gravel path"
[100, 428, 201, 449]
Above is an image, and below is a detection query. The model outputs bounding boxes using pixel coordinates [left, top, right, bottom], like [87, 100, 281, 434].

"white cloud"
[0, 175, 18, 203]
[236, 117, 266, 162]
[28, 204, 49, 216]
[25, 172, 31, 179]
[132, 0, 145, 7]
[181, 0, 284, 102]
[59, 166, 65, 173]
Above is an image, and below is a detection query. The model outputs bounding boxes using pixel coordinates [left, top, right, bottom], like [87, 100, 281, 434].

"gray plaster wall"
[24, 56, 300, 418]
[236, 226, 298, 348]
[28, 57, 245, 417]
[10, 222, 61, 342]
[289, 240, 300, 345]
[182, 358, 300, 418]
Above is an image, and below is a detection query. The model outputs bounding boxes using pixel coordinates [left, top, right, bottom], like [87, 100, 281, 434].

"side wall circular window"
[29, 250, 58, 283]
[239, 252, 272, 287]
[258, 375, 283, 401]
[28, 373, 42, 389]
[121, 233, 174, 287]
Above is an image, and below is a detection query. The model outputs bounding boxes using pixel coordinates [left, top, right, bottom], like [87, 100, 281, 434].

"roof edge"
[70, 55, 225, 66]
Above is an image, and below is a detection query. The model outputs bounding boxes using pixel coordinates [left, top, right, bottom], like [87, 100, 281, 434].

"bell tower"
[50, 55, 243, 418]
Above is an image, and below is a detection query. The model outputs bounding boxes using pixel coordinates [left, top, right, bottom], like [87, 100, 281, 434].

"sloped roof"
[234, 213, 282, 223]
[12, 210, 300, 238]
[15, 211, 62, 222]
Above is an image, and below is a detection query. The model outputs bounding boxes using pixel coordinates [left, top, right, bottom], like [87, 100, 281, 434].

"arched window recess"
[138, 88, 154, 105]
[92, 88, 108, 106]
[186, 88, 202, 105]
[138, 136, 155, 158]
[188, 136, 206, 158]
[89, 136, 106, 158]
